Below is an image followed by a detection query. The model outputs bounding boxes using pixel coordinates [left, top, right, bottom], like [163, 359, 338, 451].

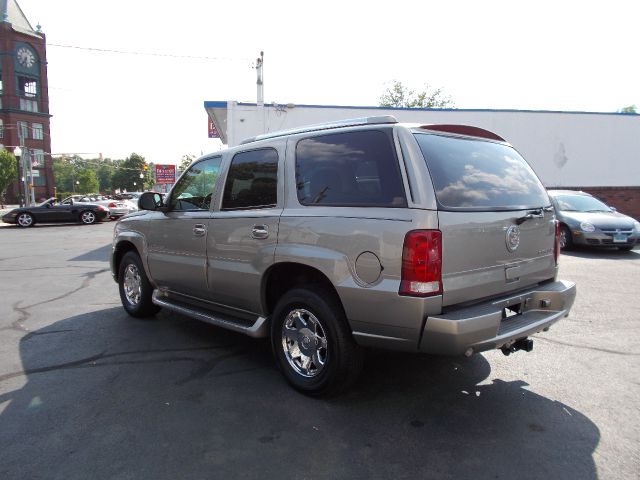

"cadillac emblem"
[506, 225, 520, 252]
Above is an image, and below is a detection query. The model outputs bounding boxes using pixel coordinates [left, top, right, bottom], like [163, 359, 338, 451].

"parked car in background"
[61, 195, 133, 220]
[2, 197, 108, 227]
[548, 190, 640, 251]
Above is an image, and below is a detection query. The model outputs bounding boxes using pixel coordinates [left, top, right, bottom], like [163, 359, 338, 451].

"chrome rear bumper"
[420, 280, 576, 355]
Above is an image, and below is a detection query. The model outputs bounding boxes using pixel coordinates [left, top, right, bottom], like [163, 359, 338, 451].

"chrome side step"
[152, 290, 268, 338]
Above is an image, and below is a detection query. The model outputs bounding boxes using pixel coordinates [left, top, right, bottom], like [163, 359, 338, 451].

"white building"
[205, 101, 640, 218]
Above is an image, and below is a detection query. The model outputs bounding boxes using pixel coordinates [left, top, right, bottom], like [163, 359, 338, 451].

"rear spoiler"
[418, 124, 506, 142]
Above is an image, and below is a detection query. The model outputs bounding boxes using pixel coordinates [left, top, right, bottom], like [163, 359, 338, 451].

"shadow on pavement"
[0, 307, 599, 480]
[70, 244, 112, 262]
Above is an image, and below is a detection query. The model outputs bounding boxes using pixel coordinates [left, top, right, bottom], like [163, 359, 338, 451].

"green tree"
[619, 105, 637, 114]
[0, 150, 18, 207]
[379, 81, 455, 109]
[52, 156, 76, 192]
[76, 169, 99, 194]
[178, 154, 195, 173]
[112, 153, 147, 192]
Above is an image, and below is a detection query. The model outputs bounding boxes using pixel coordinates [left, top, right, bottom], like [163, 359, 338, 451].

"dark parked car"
[1, 197, 108, 227]
[548, 190, 639, 251]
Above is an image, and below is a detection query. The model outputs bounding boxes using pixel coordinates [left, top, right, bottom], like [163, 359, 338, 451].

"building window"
[17, 76, 38, 97]
[32, 170, 46, 186]
[0, 119, 3, 139]
[32, 123, 43, 140]
[17, 121, 29, 140]
[32, 149, 45, 167]
[17, 76, 39, 112]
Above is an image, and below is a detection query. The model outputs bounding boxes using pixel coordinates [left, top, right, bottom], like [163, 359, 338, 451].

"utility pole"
[13, 146, 24, 207]
[17, 126, 31, 207]
[256, 51, 265, 135]
[26, 148, 35, 205]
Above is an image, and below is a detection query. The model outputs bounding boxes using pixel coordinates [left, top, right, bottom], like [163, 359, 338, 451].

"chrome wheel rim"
[560, 229, 568, 248]
[281, 308, 328, 378]
[17, 213, 33, 227]
[81, 211, 96, 224]
[123, 263, 142, 306]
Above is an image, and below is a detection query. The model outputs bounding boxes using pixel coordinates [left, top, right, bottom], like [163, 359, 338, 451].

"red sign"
[155, 164, 176, 184]
[208, 117, 219, 138]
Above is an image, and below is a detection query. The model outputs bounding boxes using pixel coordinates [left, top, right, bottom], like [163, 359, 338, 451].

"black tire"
[270, 286, 364, 396]
[16, 212, 35, 228]
[560, 225, 573, 250]
[118, 251, 160, 318]
[80, 210, 97, 225]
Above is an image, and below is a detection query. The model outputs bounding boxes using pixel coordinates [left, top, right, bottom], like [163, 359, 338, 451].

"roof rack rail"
[240, 115, 398, 145]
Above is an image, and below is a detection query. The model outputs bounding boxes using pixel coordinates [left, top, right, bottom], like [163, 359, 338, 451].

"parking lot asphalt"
[0, 221, 638, 480]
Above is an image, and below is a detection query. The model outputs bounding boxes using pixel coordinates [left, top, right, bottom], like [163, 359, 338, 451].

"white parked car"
[62, 195, 132, 220]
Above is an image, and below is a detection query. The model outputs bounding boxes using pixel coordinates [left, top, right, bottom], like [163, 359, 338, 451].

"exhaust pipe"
[501, 338, 534, 356]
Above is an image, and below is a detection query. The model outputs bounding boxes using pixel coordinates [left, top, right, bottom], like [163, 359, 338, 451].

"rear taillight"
[108, 202, 117, 208]
[554, 220, 560, 265]
[400, 230, 442, 297]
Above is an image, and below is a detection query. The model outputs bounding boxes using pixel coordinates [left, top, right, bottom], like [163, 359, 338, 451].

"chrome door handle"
[251, 224, 269, 239]
[193, 224, 207, 236]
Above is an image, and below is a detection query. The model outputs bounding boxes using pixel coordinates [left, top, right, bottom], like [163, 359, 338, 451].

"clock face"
[17, 47, 36, 68]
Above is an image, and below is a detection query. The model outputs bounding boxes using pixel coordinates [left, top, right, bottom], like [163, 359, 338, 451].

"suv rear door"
[412, 131, 556, 306]
[206, 143, 284, 314]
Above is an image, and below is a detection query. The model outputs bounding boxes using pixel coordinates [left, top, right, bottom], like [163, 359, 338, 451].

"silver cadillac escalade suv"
[110, 116, 576, 395]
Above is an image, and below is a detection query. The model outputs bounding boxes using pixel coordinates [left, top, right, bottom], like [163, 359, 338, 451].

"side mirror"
[138, 192, 164, 211]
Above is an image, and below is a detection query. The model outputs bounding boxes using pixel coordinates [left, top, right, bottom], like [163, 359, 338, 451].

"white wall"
[224, 102, 640, 188]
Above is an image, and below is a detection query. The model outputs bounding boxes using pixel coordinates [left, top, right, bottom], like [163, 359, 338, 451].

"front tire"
[118, 251, 160, 318]
[270, 287, 363, 396]
[17, 212, 34, 228]
[80, 210, 97, 225]
[560, 225, 573, 250]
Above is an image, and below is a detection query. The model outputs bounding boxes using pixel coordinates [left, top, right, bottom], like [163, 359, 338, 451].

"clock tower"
[0, 0, 53, 204]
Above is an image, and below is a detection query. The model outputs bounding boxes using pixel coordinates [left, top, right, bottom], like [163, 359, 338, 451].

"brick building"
[0, 0, 53, 203]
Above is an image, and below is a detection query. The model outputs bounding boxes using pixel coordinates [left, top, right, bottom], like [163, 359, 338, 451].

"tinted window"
[414, 133, 549, 210]
[295, 130, 406, 207]
[222, 148, 278, 210]
[169, 157, 221, 211]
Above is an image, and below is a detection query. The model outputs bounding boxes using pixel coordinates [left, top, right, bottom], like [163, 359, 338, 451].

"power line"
[48, 43, 252, 63]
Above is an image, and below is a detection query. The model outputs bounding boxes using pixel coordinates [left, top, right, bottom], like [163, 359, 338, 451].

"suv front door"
[145, 157, 221, 299]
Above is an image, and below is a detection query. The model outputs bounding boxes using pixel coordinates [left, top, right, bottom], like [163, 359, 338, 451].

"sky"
[15, 0, 640, 165]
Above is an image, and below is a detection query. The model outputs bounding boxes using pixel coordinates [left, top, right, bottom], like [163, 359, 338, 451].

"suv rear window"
[295, 130, 406, 207]
[414, 133, 549, 210]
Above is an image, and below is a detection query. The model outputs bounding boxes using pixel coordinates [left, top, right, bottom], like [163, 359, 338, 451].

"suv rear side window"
[414, 133, 549, 210]
[222, 148, 278, 210]
[295, 130, 406, 207]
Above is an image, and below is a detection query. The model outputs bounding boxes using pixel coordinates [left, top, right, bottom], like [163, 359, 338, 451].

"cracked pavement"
[0, 222, 638, 480]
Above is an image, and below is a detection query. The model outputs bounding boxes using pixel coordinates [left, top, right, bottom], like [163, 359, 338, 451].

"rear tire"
[560, 225, 573, 250]
[270, 286, 364, 396]
[118, 251, 160, 318]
